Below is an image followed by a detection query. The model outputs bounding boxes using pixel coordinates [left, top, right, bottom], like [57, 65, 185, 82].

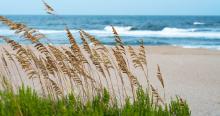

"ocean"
[0, 15, 220, 49]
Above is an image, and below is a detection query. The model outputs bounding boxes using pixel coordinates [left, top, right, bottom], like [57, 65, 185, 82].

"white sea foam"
[87, 27, 220, 38]
[193, 22, 205, 25]
[161, 27, 196, 32]
[181, 45, 220, 50]
[104, 26, 133, 32]
[1, 27, 220, 39]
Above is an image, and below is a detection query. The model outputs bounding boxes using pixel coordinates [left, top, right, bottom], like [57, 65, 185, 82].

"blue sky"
[0, 0, 219, 15]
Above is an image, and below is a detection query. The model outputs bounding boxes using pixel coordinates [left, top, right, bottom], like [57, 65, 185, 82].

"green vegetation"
[0, 86, 190, 116]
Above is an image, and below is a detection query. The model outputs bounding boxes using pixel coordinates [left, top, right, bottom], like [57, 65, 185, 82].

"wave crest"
[1, 27, 220, 39]
[193, 22, 205, 25]
[161, 27, 196, 32]
[104, 26, 133, 32]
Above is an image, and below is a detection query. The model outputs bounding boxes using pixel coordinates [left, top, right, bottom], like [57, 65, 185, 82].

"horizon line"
[1, 14, 220, 16]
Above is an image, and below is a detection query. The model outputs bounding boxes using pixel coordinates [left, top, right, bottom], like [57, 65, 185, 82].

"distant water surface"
[0, 15, 220, 49]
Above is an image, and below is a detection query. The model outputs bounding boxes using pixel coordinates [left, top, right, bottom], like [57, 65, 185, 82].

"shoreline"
[0, 43, 220, 53]
[145, 45, 220, 55]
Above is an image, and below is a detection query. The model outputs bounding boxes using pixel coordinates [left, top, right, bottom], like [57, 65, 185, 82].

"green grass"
[0, 86, 190, 116]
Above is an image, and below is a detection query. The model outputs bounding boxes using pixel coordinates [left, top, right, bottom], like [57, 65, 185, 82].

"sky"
[0, 0, 219, 15]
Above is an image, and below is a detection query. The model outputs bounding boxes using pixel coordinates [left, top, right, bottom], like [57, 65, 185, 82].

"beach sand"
[0, 45, 220, 116]
[145, 46, 220, 116]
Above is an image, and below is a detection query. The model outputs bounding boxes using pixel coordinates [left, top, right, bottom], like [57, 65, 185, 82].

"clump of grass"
[0, 84, 190, 116]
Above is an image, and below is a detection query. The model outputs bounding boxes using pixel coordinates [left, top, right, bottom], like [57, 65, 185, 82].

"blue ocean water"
[1, 15, 220, 49]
